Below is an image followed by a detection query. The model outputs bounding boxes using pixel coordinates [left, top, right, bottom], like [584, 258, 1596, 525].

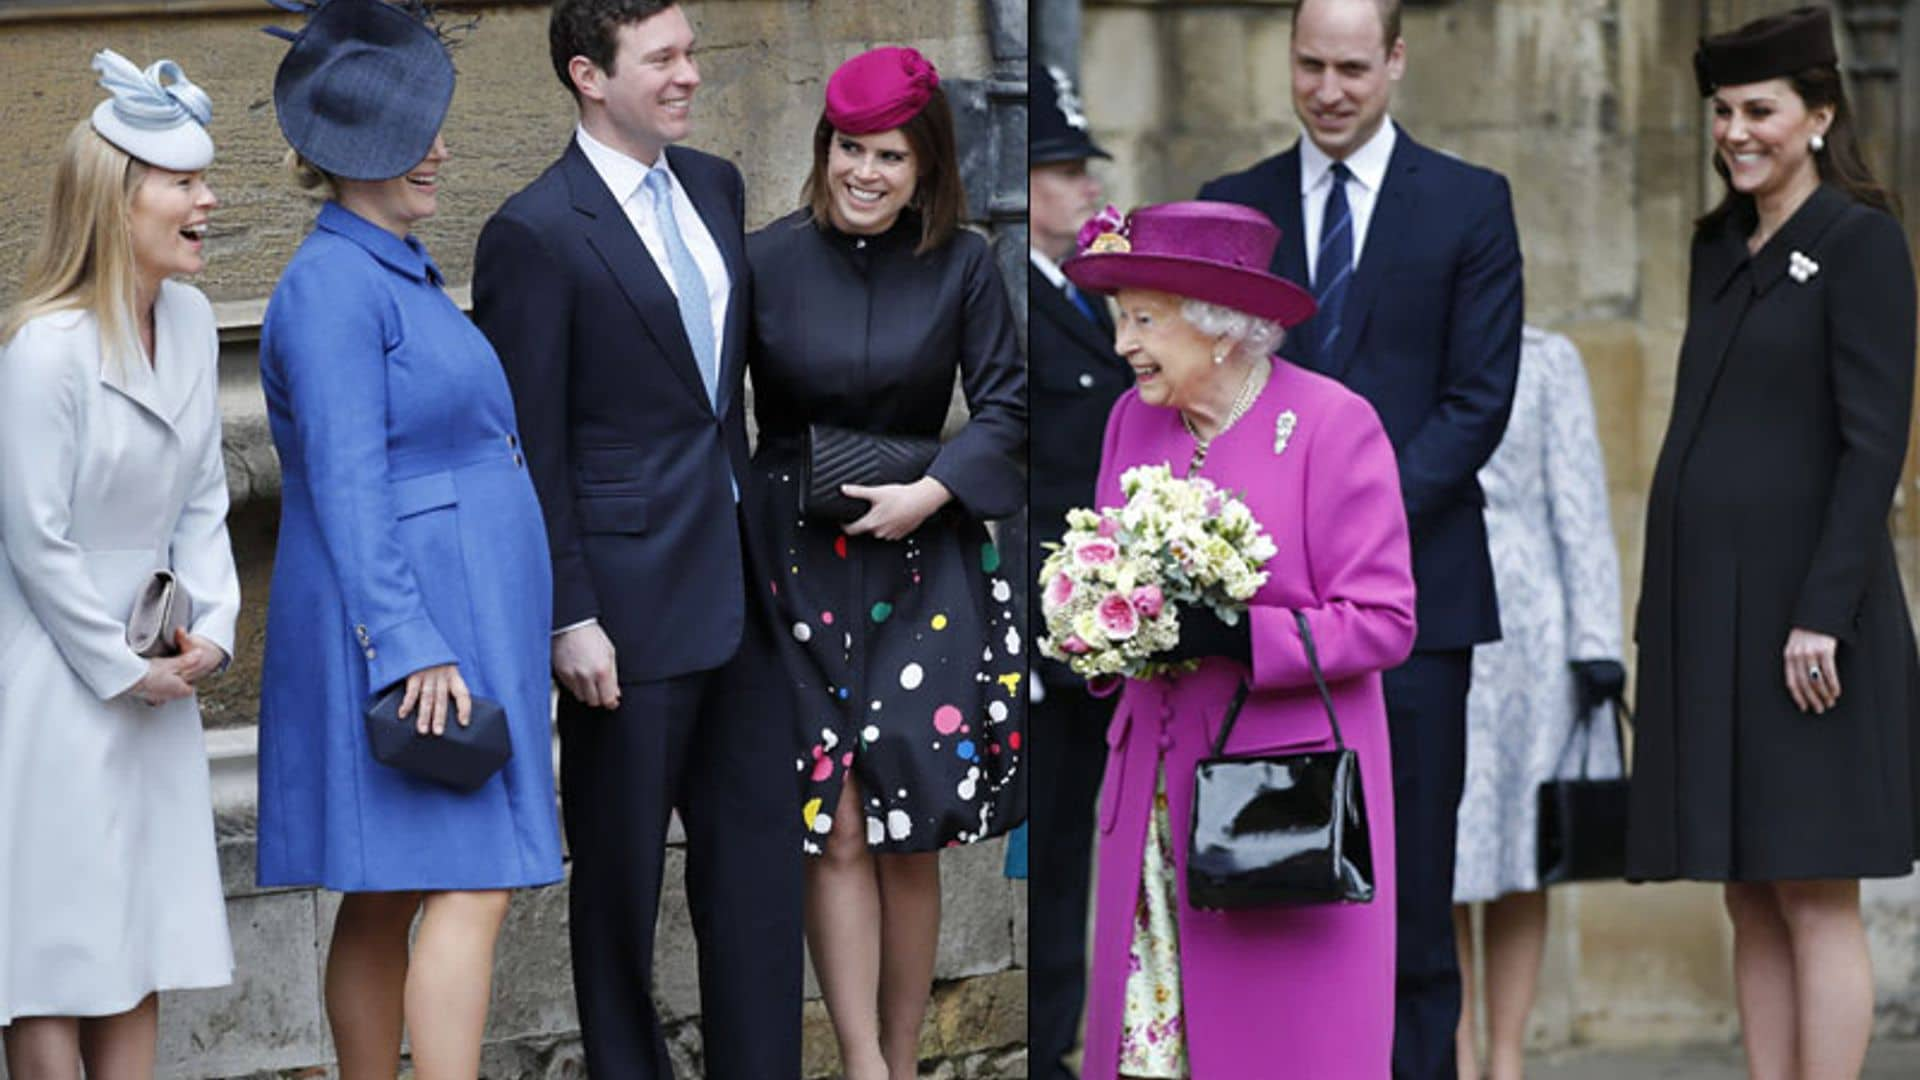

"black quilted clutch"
[363, 683, 513, 793]
[801, 423, 941, 523]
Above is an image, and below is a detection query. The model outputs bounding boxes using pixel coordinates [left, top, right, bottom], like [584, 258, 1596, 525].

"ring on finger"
[1809, 665, 1823, 681]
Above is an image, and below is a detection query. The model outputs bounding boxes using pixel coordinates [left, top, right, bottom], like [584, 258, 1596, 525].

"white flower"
[1789, 250, 1820, 284]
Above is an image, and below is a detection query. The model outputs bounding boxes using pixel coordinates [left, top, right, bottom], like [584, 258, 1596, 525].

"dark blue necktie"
[1314, 161, 1353, 361]
[1065, 280, 1101, 326]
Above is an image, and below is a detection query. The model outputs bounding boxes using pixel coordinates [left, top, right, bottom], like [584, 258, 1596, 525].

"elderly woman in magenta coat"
[1063, 201, 1414, 1078]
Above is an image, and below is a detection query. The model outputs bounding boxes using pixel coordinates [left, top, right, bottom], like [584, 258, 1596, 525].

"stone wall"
[1075, 0, 1920, 1054]
[0, 2, 1027, 1076]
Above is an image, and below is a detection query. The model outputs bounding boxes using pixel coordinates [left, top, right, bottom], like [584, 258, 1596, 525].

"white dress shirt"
[575, 124, 730, 365]
[1301, 119, 1397, 285]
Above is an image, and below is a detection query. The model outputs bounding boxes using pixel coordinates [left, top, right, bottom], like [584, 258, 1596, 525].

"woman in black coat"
[745, 48, 1026, 1079]
[1633, 10, 1918, 1076]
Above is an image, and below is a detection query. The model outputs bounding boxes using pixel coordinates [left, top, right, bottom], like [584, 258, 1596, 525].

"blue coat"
[256, 203, 563, 891]
[1200, 126, 1523, 650]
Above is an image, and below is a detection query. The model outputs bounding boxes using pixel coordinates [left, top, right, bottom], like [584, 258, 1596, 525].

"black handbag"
[1536, 695, 1633, 885]
[1187, 610, 1375, 910]
[363, 683, 513, 793]
[801, 423, 940, 523]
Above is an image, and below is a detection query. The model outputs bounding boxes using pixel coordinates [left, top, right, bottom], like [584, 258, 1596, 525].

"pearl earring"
[1212, 350, 1227, 365]
[1811, 132, 1826, 153]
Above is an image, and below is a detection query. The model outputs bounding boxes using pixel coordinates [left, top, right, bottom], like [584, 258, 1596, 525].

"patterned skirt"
[1120, 768, 1190, 1077]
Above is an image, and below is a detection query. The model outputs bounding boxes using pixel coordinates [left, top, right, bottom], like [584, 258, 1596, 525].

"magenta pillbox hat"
[824, 46, 939, 134]
[1063, 201, 1318, 329]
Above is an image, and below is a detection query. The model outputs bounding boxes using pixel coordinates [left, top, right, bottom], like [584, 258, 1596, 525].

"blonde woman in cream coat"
[0, 52, 237, 1078]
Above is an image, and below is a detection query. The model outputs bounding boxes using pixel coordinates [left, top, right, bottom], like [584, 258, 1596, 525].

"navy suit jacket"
[1200, 126, 1522, 650]
[473, 140, 754, 681]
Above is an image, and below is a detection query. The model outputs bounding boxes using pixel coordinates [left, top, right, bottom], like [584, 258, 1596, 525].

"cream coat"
[0, 280, 237, 1022]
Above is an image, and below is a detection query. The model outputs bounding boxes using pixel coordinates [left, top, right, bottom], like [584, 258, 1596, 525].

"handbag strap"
[1208, 610, 1347, 757]
[1549, 692, 1633, 781]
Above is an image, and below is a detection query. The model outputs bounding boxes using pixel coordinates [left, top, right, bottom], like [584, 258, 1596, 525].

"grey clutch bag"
[126, 570, 191, 659]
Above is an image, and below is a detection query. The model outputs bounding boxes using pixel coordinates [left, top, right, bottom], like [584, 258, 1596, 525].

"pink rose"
[1130, 585, 1165, 619]
[1059, 634, 1092, 655]
[1097, 515, 1119, 538]
[1076, 204, 1127, 254]
[1045, 572, 1076, 609]
[1096, 593, 1140, 639]
[1074, 538, 1120, 567]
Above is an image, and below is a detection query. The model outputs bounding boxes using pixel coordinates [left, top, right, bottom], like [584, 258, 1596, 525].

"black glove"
[1164, 609, 1253, 664]
[1570, 659, 1626, 711]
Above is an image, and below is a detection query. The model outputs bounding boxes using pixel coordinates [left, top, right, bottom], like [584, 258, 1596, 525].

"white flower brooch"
[1788, 250, 1820, 284]
[1274, 409, 1298, 456]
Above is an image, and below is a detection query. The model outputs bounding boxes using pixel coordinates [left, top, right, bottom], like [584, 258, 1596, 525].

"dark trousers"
[559, 605, 803, 1079]
[1386, 649, 1472, 1080]
[1027, 677, 1111, 1080]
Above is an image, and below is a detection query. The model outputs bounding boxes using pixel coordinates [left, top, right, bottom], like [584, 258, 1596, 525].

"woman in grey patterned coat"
[1451, 326, 1624, 1080]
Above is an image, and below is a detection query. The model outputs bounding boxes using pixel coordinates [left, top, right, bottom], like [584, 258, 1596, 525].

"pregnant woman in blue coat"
[254, 4, 561, 1077]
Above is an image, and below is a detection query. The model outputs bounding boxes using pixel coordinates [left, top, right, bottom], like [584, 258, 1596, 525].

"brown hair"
[1292, 0, 1404, 50]
[1697, 64, 1899, 235]
[283, 148, 343, 201]
[801, 85, 965, 255]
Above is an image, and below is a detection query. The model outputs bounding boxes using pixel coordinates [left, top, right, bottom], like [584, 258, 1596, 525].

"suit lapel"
[668, 146, 746, 415]
[1327, 131, 1419, 377]
[1032, 271, 1121, 363]
[1263, 149, 1314, 367]
[561, 140, 712, 411]
[100, 287, 199, 433]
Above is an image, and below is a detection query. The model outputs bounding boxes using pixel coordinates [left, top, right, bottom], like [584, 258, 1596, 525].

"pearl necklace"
[1181, 357, 1270, 474]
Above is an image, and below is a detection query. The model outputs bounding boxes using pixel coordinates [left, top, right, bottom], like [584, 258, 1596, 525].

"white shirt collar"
[1030, 248, 1069, 289]
[1301, 117, 1397, 194]
[575, 123, 677, 205]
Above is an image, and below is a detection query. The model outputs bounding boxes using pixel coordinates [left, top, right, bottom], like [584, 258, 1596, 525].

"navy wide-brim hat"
[267, 0, 455, 181]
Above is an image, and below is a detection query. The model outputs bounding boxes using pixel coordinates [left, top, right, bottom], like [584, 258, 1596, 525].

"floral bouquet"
[1037, 464, 1277, 682]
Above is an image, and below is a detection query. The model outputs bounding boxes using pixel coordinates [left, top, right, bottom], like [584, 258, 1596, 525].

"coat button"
[365, 647, 377, 660]
[514, 453, 525, 467]
[1157, 733, 1174, 751]
[1160, 706, 1174, 721]
[1079, 373, 1095, 388]
[507, 434, 519, 448]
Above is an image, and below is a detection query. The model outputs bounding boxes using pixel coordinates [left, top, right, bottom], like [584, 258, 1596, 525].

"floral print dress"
[1120, 767, 1191, 1076]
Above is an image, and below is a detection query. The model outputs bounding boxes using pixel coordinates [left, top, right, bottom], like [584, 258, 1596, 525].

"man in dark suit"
[471, 2, 800, 1076]
[1026, 62, 1130, 1080]
[1199, 2, 1522, 1076]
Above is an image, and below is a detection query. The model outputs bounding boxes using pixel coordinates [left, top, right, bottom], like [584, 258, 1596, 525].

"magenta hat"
[825, 46, 939, 134]
[1062, 201, 1318, 329]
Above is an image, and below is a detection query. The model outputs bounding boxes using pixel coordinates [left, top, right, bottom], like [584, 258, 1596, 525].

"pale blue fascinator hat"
[89, 49, 215, 172]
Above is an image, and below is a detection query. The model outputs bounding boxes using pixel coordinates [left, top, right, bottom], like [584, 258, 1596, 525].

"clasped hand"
[129, 628, 226, 707]
[841, 477, 952, 541]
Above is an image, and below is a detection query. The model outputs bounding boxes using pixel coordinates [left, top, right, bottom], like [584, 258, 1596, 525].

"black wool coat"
[1028, 259, 1131, 690]
[1630, 183, 1920, 881]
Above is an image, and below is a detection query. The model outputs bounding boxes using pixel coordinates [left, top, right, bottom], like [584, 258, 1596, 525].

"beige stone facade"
[1078, 0, 1920, 1055]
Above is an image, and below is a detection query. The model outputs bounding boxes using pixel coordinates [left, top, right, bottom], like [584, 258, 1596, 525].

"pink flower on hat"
[1077, 204, 1128, 255]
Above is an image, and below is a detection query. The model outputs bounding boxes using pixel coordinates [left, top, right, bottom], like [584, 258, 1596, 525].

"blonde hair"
[284, 148, 342, 201]
[0, 120, 147, 367]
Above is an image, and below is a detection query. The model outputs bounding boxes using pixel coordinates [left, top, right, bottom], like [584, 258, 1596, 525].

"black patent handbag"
[363, 683, 513, 793]
[1186, 610, 1375, 910]
[801, 423, 941, 523]
[1536, 695, 1633, 885]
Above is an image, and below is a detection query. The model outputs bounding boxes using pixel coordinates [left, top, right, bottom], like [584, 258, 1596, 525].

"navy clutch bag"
[363, 683, 513, 793]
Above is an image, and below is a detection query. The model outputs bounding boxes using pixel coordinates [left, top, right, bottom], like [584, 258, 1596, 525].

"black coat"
[1028, 259, 1131, 689]
[1630, 184, 1920, 881]
[746, 210, 1027, 853]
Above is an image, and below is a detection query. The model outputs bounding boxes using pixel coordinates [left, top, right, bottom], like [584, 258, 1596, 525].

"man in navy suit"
[471, 2, 800, 1076]
[1027, 62, 1131, 1080]
[1200, 1, 1522, 1076]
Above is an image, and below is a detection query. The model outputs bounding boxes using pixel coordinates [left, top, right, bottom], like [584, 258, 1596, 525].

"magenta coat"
[1083, 361, 1416, 1078]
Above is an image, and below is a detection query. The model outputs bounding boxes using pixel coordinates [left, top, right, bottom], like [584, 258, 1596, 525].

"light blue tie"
[642, 168, 736, 500]
[641, 168, 718, 407]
